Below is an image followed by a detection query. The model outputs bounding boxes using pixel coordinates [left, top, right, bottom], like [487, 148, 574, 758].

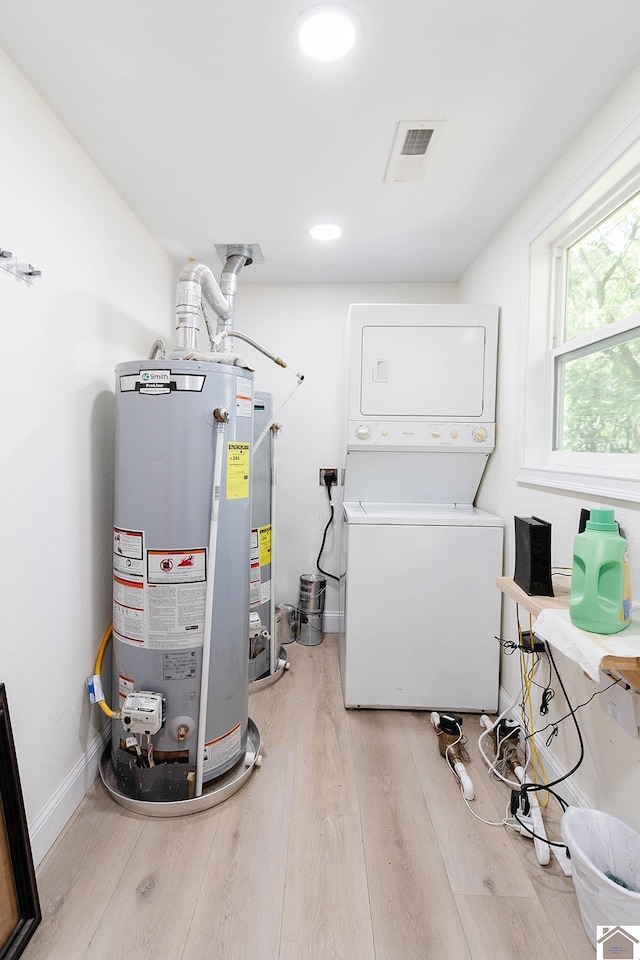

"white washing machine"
[340, 502, 502, 711]
[340, 303, 503, 711]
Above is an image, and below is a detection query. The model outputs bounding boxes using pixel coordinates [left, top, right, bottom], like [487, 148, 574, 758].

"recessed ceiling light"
[307, 223, 343, 240]
[294, 5, 361, 61]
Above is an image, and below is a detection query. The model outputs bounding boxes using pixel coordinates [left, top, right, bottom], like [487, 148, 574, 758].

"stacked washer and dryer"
[340, 304, 503, 713]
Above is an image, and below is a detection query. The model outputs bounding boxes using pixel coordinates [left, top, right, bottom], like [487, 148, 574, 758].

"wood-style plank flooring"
[24, 636, 590, 960]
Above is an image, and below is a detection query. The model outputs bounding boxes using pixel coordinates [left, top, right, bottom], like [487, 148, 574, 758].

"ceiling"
[1, 1, 640, 284]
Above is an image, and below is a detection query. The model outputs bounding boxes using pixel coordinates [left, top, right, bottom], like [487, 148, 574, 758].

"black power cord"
[316, 471, 340, 583]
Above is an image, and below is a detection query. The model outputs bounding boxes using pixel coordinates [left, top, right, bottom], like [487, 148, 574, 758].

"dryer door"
[360, 324, 486, 418]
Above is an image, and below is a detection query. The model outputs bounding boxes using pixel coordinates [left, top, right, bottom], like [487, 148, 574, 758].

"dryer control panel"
[347, 419, 494, 452]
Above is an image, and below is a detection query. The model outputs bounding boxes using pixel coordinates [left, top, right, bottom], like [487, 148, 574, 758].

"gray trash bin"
[561, 806, 640, 947]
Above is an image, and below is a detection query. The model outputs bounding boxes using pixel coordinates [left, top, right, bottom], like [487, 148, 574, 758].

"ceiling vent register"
[384, 120, 445, 183]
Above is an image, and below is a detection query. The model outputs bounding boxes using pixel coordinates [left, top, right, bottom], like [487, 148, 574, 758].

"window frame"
[551, 313, 640, 455]
[517, 119, 640, 503]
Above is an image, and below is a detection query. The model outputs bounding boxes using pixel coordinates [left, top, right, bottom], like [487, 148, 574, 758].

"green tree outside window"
[556, 192, 640, 453]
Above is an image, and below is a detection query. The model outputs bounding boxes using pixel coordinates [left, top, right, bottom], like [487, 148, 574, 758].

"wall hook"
[0, 246, 42, 285]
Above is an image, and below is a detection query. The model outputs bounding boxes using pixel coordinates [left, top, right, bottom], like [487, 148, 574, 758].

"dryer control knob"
[472, 427, 488, 442]
[355, 424, 371, 440]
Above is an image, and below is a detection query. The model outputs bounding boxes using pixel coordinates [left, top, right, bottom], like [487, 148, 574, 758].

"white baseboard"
[323, 610, 343, 633]
[498, 685, 591, 810]
[29, 724, 110, 868]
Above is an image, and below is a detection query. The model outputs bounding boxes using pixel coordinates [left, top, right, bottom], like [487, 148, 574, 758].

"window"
[553, 191, 640, 455]
[519, 127, 640, 502]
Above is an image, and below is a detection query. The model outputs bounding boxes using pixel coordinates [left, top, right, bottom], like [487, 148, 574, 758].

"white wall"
[233, 283, 457, 620]
[460, 67, 640, 828]
[0, 49, 175, 863]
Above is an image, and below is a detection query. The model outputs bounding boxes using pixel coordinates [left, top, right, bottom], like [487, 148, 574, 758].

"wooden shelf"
[496, 575, 570, 618]
[497, 575, 640, 688]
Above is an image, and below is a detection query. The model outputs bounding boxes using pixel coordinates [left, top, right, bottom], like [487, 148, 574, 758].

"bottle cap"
[586, 508, 618, 532]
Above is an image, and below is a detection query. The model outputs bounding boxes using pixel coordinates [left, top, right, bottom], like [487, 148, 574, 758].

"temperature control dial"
[355, 424, 371, 441]
[472, 427, 488, 442]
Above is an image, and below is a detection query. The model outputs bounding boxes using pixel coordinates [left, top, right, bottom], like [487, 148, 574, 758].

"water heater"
[110, 358, 253, 802]
[249, 392, 272, 682]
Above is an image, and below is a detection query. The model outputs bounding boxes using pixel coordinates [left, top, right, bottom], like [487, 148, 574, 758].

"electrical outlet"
[598, 677, 639, 737]
[319, 468, 339, 486]
[520, 630, 546, 653]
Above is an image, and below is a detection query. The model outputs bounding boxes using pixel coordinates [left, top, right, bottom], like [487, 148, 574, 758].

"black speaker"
[513, 516, 554, 596]
[578, 508, 590, 534]
[579, 507, 626, 539]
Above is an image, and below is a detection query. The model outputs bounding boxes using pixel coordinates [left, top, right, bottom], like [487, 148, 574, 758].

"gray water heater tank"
[111, 359, 253, 801]
[249, 392, 272, 682]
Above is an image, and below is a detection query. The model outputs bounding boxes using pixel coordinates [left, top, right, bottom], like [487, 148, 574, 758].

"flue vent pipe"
[174, 247, 253, 354]
[175, 261, 231, 353]
[217, 246, 254, 349]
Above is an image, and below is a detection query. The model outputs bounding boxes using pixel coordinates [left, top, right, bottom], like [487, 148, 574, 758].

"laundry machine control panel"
[347, 419, 494, 451]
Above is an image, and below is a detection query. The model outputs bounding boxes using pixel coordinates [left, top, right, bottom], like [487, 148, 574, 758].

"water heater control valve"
[121, 691, 166, 735]
[249, 612, 262, 638]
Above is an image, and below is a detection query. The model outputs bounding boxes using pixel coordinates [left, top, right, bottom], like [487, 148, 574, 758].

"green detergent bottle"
[569, 508, 632, 634]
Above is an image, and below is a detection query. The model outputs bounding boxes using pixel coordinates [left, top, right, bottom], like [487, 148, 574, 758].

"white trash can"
[561, 807, 640, 947]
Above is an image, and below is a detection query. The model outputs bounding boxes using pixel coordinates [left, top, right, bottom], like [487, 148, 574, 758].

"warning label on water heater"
[236, 377, 252, 418]
[112, 527, 146, 647]
[113, 575, 145, 645]
[202, 722, 242, 774]
[113, 527, 144, 577]
[147, 549, 206, 584]
[146, 549, 207, 649]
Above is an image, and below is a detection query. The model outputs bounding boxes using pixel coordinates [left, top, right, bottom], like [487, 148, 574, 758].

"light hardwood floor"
[24, 636, 591, 960]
